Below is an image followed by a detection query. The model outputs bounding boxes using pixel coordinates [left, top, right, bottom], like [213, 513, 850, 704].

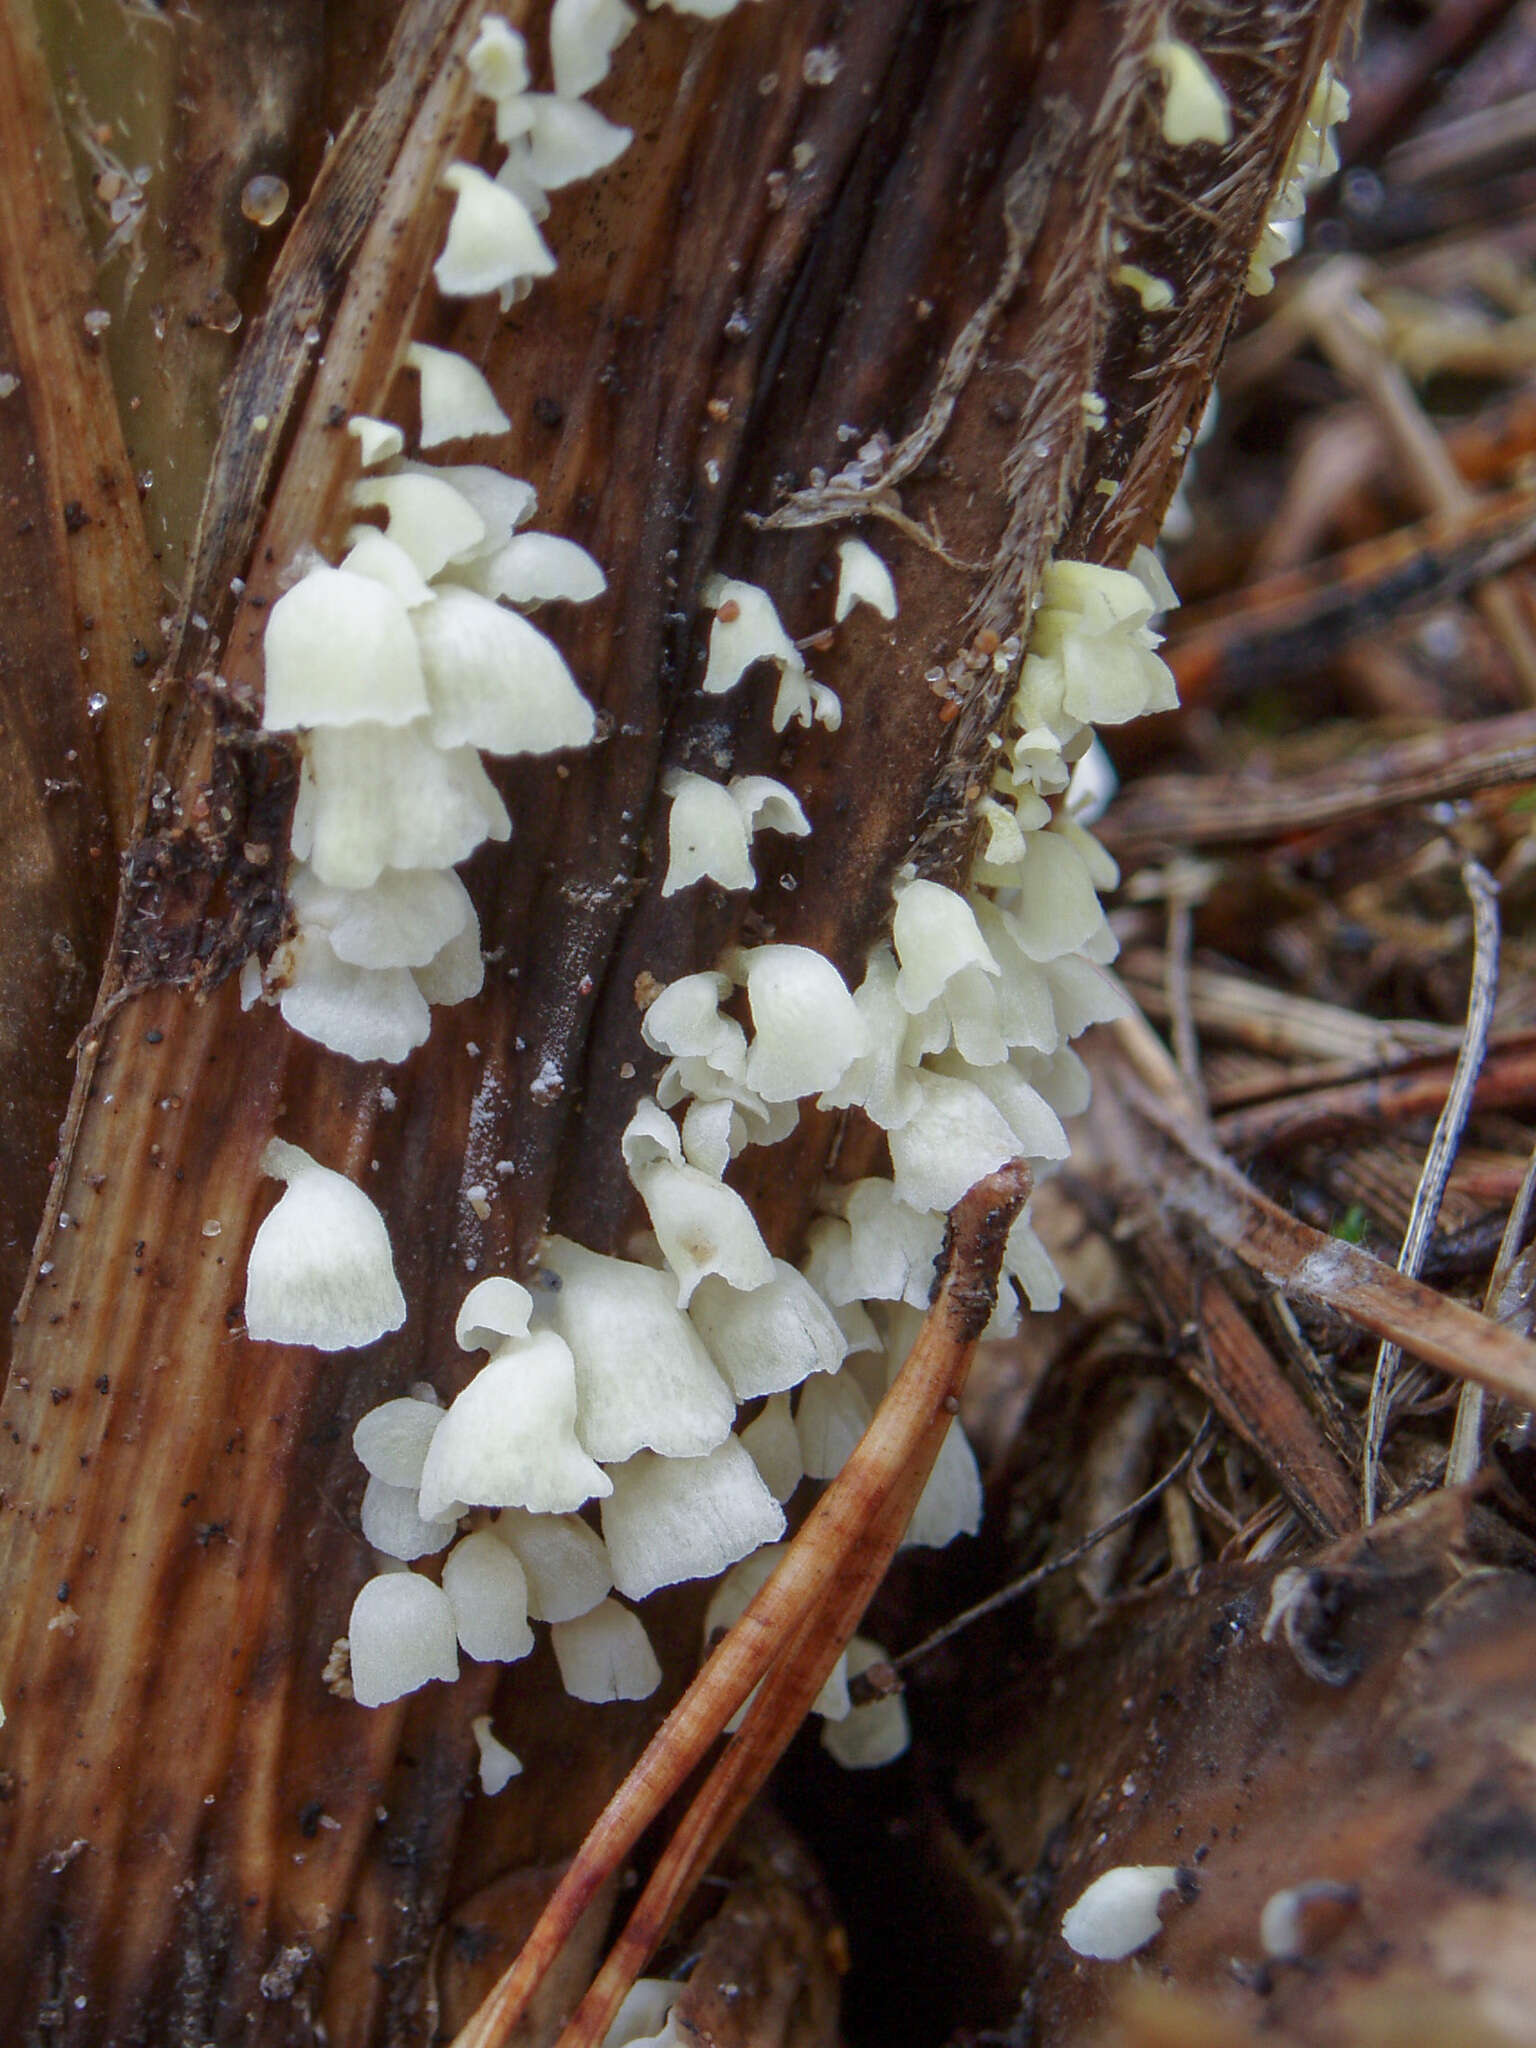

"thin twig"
[893, 1417, 1213, 1672]
[1104, 705, 1536, 853]
[1363, 858, 1501, 1521]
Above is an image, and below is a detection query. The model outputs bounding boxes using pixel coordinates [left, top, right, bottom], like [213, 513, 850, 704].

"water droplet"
[86, 692, 108, 716]
[203, 289, 242, 335]
[241, 173, 289, 228]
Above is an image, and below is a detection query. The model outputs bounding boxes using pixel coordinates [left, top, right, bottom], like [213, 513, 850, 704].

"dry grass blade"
[1362, 858, 1500, 1522]
[1162, 487, 1536, 710]
[1447, 1139, 1536, 1484]
[1102, 1024, 1536, 1412]
[1105, 705, 1536, 852]
[1212, 1031, 1536, 1154]
[450, 1166, 1032, 2048]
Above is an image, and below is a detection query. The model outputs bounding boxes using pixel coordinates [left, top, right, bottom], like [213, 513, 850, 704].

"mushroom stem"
[448, 1162, 1032, 2048]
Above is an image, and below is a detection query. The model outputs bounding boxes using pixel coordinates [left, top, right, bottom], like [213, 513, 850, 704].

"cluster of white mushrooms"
[238, 0, 1195, 1813]
[1248, 62, 1350, 295]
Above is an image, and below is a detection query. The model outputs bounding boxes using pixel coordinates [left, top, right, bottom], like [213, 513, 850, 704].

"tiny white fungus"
[740, 945, 867, 1102]
[469, 531, 607, 608]
[466, 15, 530, 101]
[600, 1438, 785, 1599]
[471, 1712, 523, 1794]
[1061, 1864, 1180, 1960]
[689, 1260, 846, 1398]
[347, 415, 406, 467]
[417, 1331, 612, 1520]
[299, 723, 510, 891]
[455, 1276, 535, 1352]
[351, 472, 487, 579]
[413, 585, 596, 756]
[1149, 40, 1232, 147]
[551, 1597, 661, 1703]
[245, 1138, 406, 1350]
[834, 537, 898, 621]
[359, 1474, 460, 1561]
[501, 95, 633, 188]
[549, 0, 637, 100]
[404, 342, 512, 447]
[441, 1528, 536, 1662]
[262, 566, 428, 732]
[541, 1237, 737, 1461]
[353, 1397, 444, 1488]
[435, 162, 556, 299]
[494, 1507, 613, 1622]
[347, 1572, 459, 1708]
[820, 1636, 909, 1769]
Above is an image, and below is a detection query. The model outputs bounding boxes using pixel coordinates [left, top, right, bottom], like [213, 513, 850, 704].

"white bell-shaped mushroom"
[468, 531, 607, 607]
[739, 945, 867, 1102]
[466, 15, 529, 101]
[296, 723, 510, 891]
[500, 93, 632, 187]
[471, 1713, 523, 1794]
[290, 863, 476, 972]
[455, 1276, 535, 1352]
[639, 971, 745, 1072]
[900, 1417, 983, 1549]
[347, 415, 406, 469]
[416, 1330, 612, 1520]
[269, 926, 432, 1065]
[795, 1371, 872, 1481]
[739, 1393, 803, 1504]
[351, 471, 487, 578]
[700, 576, 799, 696]
[245, 1138, 406, 1349]
[347, 1572, 459, 1708]
[339, 529, 435, 609]
[540, 1237, 736, 1462]
[549, 0, 637, 98]
[353, 1397, 444, 1489]
[550, 1597, 660, 1703]
[820, 1637, 910, 1769]
[404, 342, 511, 447]
[441, 1528, 536, 1662]
[834, 537, 898, 622]
[493, 1507, 612, 1622]
[688, 1259, 846, 1398]
[263, 565, 427, 731]
[413, 585, 596, 756]
[359, 1474, 460, 1561]
[435, 161, 555, 298]
[601, 1438, 785, 1600]
[883, 1071, 1020, 1216]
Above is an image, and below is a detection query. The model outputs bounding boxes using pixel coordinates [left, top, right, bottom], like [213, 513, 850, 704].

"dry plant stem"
[562, 1460, 920, 2048]
[1161, 486, 1536, 711]
[13, 0, 490, 1327]
[1120, 952, 1458, 1068]
[1302, 262, 1536, 699]
[1363, 858, 1501, 1522]
[1102, 1025, 1536, 1411]
[1213, 1030, 1536, 1153]
[1446, 1138, 1536, 1484]
[449, 1166, 1032, 2048]
[1134, 1224, 1354, 1538]
[1106, 705, 1536, 853]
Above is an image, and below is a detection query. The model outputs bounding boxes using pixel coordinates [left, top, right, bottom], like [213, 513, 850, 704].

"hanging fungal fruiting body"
[1061, 1865, 1183, 1960]
[1247, 65, 1350, 294]
[243, 2, 1198, 1770]
[243, 1140, 405, 1350]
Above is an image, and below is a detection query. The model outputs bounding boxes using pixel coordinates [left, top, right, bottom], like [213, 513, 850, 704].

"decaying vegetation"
[5, 2, 1536, 2045]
